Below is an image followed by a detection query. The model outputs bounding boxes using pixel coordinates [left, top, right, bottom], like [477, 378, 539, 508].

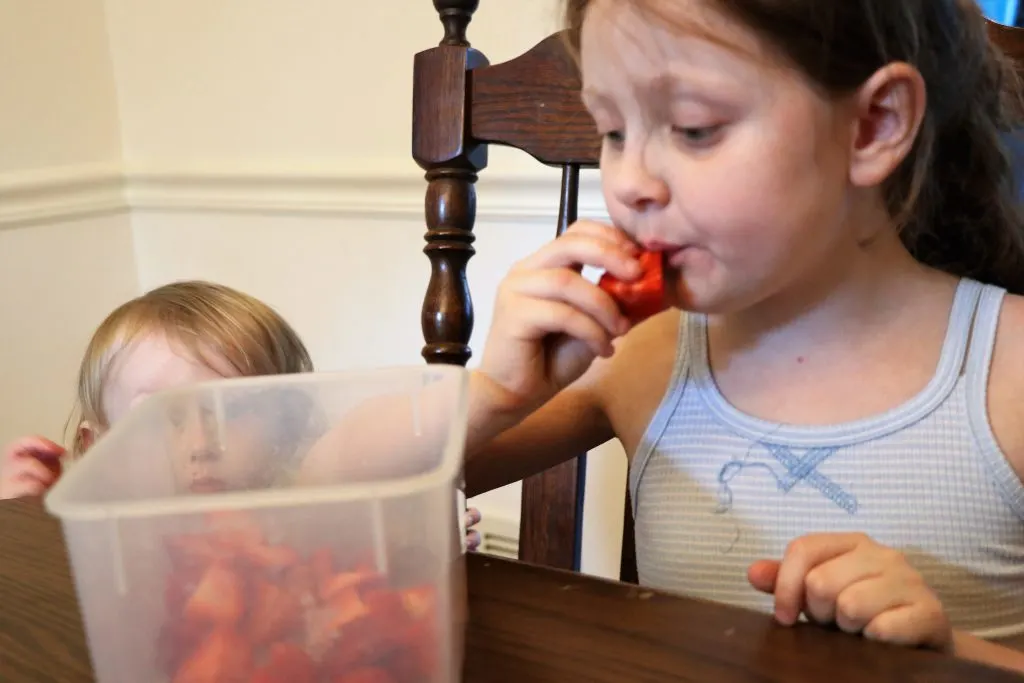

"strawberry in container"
[44, 366, 470, 683]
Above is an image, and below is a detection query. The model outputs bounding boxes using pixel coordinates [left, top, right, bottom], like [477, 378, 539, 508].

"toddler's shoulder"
[986, 292, 1024, 480]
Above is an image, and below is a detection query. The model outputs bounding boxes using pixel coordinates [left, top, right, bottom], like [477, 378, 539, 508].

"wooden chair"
[411, 0, 1024, 582]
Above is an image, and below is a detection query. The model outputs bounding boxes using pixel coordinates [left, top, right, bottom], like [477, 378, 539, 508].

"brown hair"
[69, 280, 313, 455]
[565, 0, 1024, 294]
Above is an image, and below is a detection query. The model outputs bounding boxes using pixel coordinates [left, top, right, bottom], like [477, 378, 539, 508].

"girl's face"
[99, 333, 277, 494]
[580, 0, 862, 314]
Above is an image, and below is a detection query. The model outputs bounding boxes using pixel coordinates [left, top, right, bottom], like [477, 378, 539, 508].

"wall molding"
[0, 163, 126, 229]
[0, 162, 609, 230]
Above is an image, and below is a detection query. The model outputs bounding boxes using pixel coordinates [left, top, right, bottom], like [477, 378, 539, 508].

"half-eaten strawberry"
[598, 250, 669, 325]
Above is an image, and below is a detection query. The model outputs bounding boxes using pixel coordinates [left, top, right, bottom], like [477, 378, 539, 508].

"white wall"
[0, 0, 138, 446]
[1, 0, 627, 578]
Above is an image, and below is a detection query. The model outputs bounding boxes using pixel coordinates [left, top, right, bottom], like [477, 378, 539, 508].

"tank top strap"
[962, 282, 1024, 520]
[628, 311, 690, 511]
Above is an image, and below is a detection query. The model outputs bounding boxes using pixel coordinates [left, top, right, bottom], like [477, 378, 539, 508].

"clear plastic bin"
[44, 365, 470, 683]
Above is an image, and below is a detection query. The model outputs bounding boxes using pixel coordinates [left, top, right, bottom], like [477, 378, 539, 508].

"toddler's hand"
[464, 507, 482, 552]
[478, 220, 640, 417]
[0, 436, 66, 500]
[748, 532, 951, 650]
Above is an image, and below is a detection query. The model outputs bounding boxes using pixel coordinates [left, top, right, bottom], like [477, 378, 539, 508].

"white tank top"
[629, 278, 1024, 638]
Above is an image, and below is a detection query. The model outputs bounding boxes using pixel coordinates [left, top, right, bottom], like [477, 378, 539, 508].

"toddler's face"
[580, 0, 859, 314]
[100, 333, 277, 493]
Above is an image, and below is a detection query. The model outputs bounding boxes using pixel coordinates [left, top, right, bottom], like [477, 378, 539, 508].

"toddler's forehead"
[101, 332, 239, 422]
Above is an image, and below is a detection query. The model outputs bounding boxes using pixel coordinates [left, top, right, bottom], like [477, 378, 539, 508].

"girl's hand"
[748, 532, 952, 650]
[0, 436, 66, 500]
[478, 220, 641, 418]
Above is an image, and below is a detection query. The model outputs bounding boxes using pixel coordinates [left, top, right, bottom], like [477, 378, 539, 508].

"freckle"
[796, 356, 805, 364]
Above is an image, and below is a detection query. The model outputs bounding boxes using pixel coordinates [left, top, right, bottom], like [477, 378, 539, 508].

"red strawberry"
[307, 587, 371, 655]
[171, 626, 251, 683]
[309, 547, 335, 593]
[183, 561, 245, 626]
[329, 667, 397, 683]
[598, 249, 668, 325]
[283, 563, 317, 607]
[320, 570, 385, 603]
[247, 579, 303, 646]
[398, 586, 436, 621]
[156, 617, 208, 676]
[240, 542, 300, 572]
[165, 533, 230, 572]
[250, 643, 315, 683]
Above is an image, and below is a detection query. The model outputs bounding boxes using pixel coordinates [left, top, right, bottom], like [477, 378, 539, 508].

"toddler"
[0, 281, 482, 549]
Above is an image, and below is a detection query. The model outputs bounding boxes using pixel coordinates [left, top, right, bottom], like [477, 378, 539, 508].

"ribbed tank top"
[629, 278, 1024, 638]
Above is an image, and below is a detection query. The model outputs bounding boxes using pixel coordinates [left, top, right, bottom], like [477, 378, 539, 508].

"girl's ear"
[76, 421, 100, 455]
[847, 61, 927, 189]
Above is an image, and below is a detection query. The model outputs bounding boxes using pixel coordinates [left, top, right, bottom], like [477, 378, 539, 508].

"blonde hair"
[69, 280, 313, 456]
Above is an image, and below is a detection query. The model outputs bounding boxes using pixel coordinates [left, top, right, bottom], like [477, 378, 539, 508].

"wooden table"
[2, 498, 1021, 682]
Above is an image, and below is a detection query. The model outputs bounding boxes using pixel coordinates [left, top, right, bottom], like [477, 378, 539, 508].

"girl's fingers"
[803, 554, 885, 625]
[862, 600, 950, 649]
[506, 298, 616, 358]
[518, 231, 642, 281]
[511, 268, 630, 338]
[833, 573, 915, 635]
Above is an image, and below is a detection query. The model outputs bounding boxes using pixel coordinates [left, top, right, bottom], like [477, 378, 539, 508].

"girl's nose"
[611, 149, 670, 213]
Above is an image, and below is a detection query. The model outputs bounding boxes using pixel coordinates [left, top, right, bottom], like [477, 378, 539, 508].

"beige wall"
[0, 0, 626, 578]
[0, 0, 138, 445]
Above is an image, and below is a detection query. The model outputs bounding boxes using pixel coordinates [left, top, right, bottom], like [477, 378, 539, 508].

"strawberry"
[250, 643, 315, 683]
[204, 510, 265, 548]
[247, 579, 303, 646]
[156, 617, 208, 676]
[320, 570, 385, 603]
[165, 533, 230, 572]
[398, 586, 436, 621]
[598, 249, 669, 325]
[283, 563, 318, 607]
[240, 542, 301, 572]
[329, 667, 397, 683]
[183, 561, 245, 626]
[171, 626, 251, 683]
[309, 547, 335, 593]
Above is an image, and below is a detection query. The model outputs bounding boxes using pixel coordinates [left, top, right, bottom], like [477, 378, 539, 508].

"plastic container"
[44, 365, 470, 683]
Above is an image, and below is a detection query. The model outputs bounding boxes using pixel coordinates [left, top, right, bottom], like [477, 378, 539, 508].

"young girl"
[0, 280, 484, 548]
[364, 0, 1024, 673]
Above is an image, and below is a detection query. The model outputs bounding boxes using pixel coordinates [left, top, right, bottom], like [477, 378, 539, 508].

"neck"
[711, 230, 953, 357]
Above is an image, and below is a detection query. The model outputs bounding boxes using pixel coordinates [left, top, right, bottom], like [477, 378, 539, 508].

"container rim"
[43, 364, 470, 522]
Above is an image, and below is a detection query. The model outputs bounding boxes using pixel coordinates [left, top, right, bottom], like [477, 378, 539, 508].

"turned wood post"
[413, 0, 488, 367]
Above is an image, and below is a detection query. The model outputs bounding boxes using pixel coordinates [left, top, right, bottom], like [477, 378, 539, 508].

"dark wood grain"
[413, 35, 488, 367]
[518, 164, 588, 572]
[0, 498, 93, 683]
[470, 33, 600, 166]
[464, 555, 1024, 682]
[3, 498, 1021, 682]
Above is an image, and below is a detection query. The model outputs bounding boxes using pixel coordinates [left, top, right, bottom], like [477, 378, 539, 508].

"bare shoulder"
[593, 308, 683, 459]
[986, 292, 1024, 480]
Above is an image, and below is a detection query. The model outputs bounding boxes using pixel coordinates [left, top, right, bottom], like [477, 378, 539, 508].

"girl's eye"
[602, 130, 625, 145]
[673, 125, 722, 145]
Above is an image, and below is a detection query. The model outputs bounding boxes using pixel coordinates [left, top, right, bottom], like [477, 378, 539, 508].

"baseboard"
[0, 162, 608, 230]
